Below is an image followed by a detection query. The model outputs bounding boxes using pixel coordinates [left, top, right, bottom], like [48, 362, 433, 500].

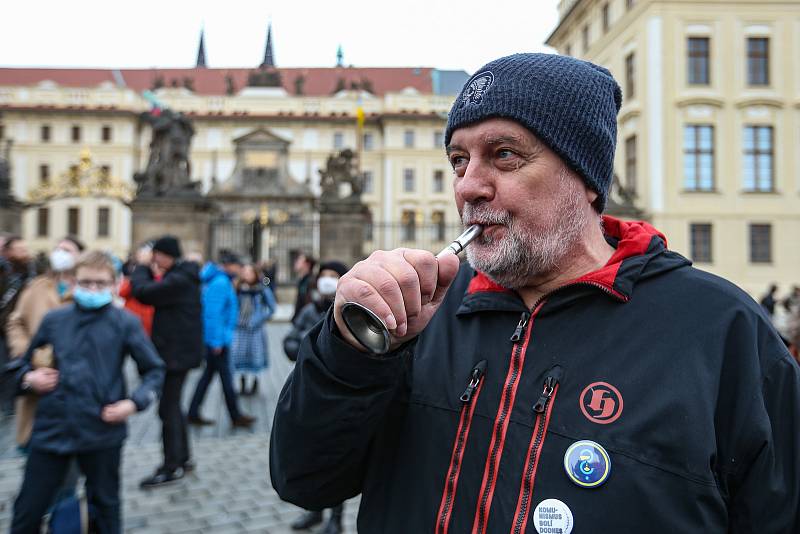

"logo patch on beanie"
[459, 71, 494, 108]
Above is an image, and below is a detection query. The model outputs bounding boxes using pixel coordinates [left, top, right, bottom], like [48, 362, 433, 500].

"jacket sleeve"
[727, 353, 800, 532]
[13, 314, 53, 393]
[202, 278, 225, 348]
[251, 288, 276, 326]
[123, 315, 165, 411]
[270, 308, 411, 509]
[224, 284, 238, 347]
[130, 265, 190, 306]
[5, 287, 32, 357]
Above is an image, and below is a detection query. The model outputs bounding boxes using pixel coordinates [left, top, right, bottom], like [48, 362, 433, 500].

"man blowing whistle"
[270, 53, 800, 534]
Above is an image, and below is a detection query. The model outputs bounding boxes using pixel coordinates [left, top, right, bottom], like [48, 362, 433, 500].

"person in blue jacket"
[11, 250, 164, 534]
[187, 251, 255, 428]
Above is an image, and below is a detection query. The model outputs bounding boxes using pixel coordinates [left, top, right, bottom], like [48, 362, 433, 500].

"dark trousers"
[159, 369, 190, 472]
[188, 346, 241, 421]
[11, 446, 121, 534]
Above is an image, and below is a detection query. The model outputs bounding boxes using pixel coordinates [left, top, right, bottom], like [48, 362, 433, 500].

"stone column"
[130, 196, 217, 258]
[319, 201, 369, 268]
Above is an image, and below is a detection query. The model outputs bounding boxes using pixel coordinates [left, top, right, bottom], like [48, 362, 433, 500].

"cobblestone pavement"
[0, 310, 360, 533]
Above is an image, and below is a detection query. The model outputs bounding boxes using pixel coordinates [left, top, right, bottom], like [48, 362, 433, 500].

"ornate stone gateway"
[0, 139, 22, 234]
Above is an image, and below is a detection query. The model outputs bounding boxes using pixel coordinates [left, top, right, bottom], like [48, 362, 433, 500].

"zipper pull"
[460, 360, 487, 403]
[509, 311, 530, 342]
[533, 375, 558, 413]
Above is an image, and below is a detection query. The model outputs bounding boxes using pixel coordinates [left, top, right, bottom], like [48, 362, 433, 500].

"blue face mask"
[56, 280, 70, 297]
[73, 287, 113, 309]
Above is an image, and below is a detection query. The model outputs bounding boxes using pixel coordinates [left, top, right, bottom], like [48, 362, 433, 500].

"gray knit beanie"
[445, 53, 622, 212]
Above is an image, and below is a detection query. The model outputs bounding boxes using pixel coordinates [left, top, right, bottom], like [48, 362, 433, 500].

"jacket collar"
[458, 216, 678, 315]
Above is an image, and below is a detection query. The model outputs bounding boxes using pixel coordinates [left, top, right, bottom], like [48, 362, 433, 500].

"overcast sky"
[2, 0, 560, 74]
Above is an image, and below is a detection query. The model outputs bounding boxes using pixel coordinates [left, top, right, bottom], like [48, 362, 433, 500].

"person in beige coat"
[5, 237, 83, 448]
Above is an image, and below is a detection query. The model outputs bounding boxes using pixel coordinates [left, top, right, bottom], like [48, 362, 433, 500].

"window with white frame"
[743, 125, 773, 192]
[684, 125, 714, 191]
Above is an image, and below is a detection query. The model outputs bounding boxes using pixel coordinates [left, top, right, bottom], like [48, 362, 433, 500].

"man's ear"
[585, 187, 599, 205]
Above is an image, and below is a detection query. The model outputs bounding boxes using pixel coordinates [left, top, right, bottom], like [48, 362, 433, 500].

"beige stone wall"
[548, 0, 800, 296]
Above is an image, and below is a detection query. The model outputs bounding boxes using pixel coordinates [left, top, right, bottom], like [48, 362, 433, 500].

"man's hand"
[135, 247, 153, 266]
[333, 248, 461, 352]
[23, 368, 59, 394]
[101, 399, 137, 424]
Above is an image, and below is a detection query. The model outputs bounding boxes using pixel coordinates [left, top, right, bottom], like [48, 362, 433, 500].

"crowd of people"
[0, 232, 315, 533]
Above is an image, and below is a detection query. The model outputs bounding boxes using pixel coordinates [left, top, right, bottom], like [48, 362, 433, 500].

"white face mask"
[50, 249, 76, 272]
[316, 276, 339, 297]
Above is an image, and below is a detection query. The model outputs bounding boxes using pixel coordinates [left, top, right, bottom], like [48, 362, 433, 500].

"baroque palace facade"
[0, 27, 468, 259]
[547, 0, 800, 294]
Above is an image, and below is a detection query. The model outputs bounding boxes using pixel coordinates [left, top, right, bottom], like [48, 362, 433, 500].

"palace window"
[749, 223, 772, 263]
[39, 164, 50, 184]
[362, 170, 374, 194]
[101, 125, 112, 143]
[68, 207, 80, 236]
[363, 132, 374, 151]
[37, 208, 49, 238]
[684, 125, 714, 191]
[625, 53, 635, 99]
[625, 135, 637, 193]
[433, 130, 444, 148]
[97, 207, 110, 238]
[743, 125, 773, 192]
[41, 125, 51, 142]
[747, 37, 769, 86]
[401, 210, 416, 241]
[689, 223, 712, 263]
[432, 211, 446, 242]
[404, 130, 415, 149]
[403, 168, 415, 192]
[602, 4, 610, 33]
[333, 131, 344, 150]
[433, 170, 445, 193]
[71, 125, 81, 143]
[582, 25, 590, 53]
[687, 37, 710, 85]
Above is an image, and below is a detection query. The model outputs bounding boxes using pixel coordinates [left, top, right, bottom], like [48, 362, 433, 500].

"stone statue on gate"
[134, 108, 200, 197]
[318, 149, 363, 203]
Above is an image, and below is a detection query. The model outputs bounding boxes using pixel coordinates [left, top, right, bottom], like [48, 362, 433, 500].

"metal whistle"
[340, 224, 483, 355]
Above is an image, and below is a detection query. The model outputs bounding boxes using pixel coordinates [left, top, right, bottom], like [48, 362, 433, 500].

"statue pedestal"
[319, 202, 369, 267]
[131, 196, 217, 258]
[0, 196, 23, 234]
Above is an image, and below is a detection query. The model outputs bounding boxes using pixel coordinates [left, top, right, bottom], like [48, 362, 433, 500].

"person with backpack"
[10, 250, 164, 534]
[231, 263, 276, 396]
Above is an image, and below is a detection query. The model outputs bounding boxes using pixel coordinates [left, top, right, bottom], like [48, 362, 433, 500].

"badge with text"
[564, 440, 611, 488]
[532, 498, 573, 534]
[579, 381, 623, 424]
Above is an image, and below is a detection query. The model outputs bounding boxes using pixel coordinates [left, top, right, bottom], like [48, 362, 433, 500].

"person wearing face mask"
[283, 260, 348, 534]
[230, 263, 276, 396]
[5, 236, 83, 450]
[10, 250, 164, 534]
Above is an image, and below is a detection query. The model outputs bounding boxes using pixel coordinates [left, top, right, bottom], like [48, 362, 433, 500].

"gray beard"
[462, 173, 589, 289]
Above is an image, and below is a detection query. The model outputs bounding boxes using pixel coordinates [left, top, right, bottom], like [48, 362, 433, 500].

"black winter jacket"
[131, 261, 203, 371]
[16, 303, 164, 454]
[270, 218, 800, 533]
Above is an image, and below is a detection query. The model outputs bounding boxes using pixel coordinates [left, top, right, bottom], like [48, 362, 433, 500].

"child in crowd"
[10, 251, 164, 534]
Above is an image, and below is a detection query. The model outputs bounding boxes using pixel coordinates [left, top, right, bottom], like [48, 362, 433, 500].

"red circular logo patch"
[579, 382, 623, 424]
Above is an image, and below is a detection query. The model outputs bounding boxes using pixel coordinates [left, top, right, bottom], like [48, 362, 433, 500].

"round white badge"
[532, 498, 574, 534]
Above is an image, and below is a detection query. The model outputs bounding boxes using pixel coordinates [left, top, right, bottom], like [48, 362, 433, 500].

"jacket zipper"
[511, 373, 561, 534]
[435, 360, 488, 534]
[472, 307, 541, 534]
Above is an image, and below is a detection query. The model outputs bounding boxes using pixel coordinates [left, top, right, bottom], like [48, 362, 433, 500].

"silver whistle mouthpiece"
[341, 224, 483, 355]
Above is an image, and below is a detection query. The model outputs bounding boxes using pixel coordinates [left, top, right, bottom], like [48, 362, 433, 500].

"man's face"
[152, 251, 175, 271]
[223, 263, 242, 278]
[6, 239, 30, 263]
[447, 118, 594, 288]
[293, 255, 309, 275]
[55, 239, 81, 261]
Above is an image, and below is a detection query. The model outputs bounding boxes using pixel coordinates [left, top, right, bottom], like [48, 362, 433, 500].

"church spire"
[261, 22, 275, 68]
[196, 28, 207, 68]
[336, 45, 344, 67]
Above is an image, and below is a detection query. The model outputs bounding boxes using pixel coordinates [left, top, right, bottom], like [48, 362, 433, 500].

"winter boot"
[290, 510, 323, 530]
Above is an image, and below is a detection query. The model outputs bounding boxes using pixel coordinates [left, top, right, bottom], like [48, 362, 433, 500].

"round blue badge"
[564, 440, 611, 488]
